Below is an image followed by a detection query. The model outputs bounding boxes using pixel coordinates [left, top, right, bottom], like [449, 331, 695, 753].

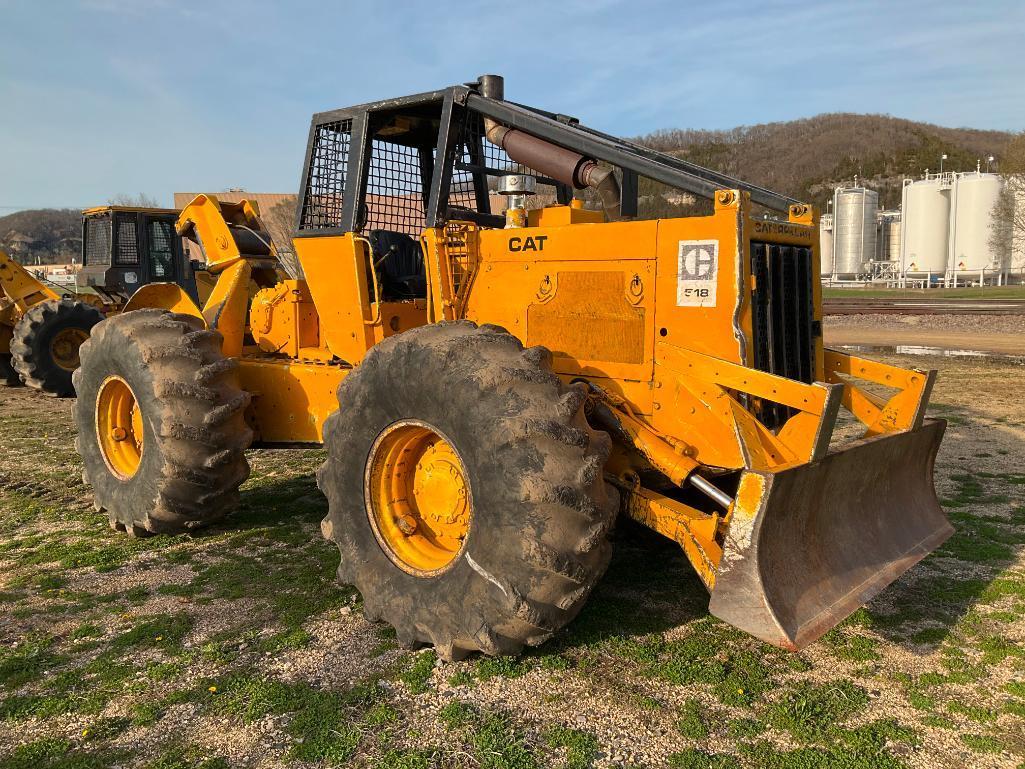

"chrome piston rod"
[688, 475, 734, 509]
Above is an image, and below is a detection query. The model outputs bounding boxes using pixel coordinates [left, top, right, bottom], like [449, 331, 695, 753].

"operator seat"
[368, 230, 427, 300]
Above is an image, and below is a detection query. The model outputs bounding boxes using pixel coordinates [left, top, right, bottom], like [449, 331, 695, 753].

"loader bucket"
[708, 418, 951, 650]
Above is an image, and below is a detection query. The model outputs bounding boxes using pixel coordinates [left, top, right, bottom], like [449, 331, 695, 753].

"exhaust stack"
[478, 75, 621, 221]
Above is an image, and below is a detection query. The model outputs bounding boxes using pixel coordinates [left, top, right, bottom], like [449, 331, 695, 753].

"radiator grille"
[750, 242, 816, 428]
[84, 216, 111, 266]
[299, 119, 353, 230]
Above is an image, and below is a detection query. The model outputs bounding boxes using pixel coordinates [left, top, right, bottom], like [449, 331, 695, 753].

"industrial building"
[820, 170, 1018, 287]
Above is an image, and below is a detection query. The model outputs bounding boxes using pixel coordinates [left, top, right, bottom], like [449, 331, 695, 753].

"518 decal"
[677, 239, 718, 308]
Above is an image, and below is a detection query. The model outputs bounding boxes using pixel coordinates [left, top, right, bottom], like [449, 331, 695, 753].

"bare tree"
[107, 193, 162, 208]
[990, 133, 1025, 275]
[264, 197, 301, 278]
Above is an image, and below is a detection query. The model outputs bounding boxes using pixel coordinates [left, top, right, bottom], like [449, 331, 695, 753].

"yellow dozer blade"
[708, 418, 951, 650]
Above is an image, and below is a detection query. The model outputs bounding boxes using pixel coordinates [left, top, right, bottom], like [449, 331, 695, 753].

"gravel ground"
[0, 328, 1023, 769]
[824, 313, 1025, 336]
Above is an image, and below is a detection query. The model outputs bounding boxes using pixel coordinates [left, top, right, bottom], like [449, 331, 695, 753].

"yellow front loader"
[0, 248, 104, 394]
[72, 76, 951, 657]
[0, 207, 212, 397]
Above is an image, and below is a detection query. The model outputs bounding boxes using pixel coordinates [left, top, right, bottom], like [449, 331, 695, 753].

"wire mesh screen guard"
[85, 216, 112, 266]
[363, 139, 427, 236]
[299, 119, 353, 230]
[114, 215, 139, 265]
[148, 220, 176, 278]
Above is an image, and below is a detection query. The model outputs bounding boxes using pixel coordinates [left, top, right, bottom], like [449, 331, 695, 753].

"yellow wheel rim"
[95, 376, 144, 480]
[50, 328, 90, 371]
[365, 420, 472, 576]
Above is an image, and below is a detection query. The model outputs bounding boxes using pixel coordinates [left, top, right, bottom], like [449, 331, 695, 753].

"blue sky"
[1, 0, 1022, 211]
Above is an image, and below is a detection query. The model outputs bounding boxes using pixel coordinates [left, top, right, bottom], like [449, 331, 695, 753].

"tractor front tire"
[11, 298, 104, 396]
[73, 309, 252, 535]
[318, 321, 618, 660]
[0, 354, 22, 386]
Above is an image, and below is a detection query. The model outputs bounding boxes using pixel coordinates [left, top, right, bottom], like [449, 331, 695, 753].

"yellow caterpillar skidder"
[73, 76, 951, 658]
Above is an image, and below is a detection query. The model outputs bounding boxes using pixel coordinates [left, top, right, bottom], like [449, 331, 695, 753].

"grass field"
[0, 355, 1023, 768]
[822, 286, 1025, 300]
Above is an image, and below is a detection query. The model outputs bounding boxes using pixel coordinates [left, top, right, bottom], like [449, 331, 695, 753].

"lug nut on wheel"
[395, 513, 418, 535]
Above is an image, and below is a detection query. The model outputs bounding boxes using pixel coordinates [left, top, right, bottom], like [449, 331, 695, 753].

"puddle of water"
[837, 343, 1025, 365]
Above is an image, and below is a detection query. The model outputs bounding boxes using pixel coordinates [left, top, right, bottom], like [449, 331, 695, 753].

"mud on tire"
[73, 309, 253, 535]
[317, 321, 618, 660]
[11, 298, 104, 396]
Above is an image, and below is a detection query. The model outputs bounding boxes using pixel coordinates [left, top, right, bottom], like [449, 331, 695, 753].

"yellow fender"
[120, 271, 250, 360]
[122, 283, 205, 320]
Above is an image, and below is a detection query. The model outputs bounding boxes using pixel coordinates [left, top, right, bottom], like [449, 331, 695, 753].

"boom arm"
[176, 194, 278, 274]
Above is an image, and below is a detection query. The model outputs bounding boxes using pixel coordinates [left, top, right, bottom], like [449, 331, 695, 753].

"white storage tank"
[888, 214, 902, 264]
[901, 176, 951, 277]
[876, 211, 901, 262]
[819, 213, 834, 277]
[832, 186, 877, 278]
[949, 172, 1004, 278]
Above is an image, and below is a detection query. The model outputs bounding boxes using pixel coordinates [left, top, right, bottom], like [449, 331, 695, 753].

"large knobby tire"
[317, 321, 618, 660]
[0, 354, 22, 386]
[73, 309, 253, 535]
[11, 298, 104, 396]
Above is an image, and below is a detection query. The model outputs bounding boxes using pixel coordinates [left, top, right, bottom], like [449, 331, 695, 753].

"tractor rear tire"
[11, 298, 104, 396]
[73, 309, 252, 535]
[317, 321, 618, 660]
[0, 354, 22, 386]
